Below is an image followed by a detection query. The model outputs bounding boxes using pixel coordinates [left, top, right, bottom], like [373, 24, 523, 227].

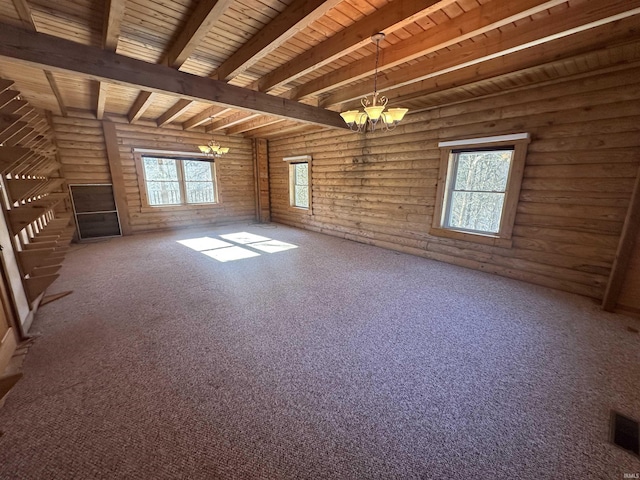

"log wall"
[53, 113, 256, 234]
[268, 65, 640, 300]
[52, 111, 111, 184]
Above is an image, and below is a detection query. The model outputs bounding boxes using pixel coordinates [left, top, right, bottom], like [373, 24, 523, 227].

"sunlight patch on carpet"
[220, 232, 271, 244]
[177, 232, 298, 262]
[177, 237, 233, 251]
[202, 246, 261, 262]
[248, 240, 298, 253]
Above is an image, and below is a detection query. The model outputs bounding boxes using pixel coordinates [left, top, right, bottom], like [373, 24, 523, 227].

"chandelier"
[198, 139, 229, 157]
[340, 33, 408, 133]
[198, 118, 230, 157]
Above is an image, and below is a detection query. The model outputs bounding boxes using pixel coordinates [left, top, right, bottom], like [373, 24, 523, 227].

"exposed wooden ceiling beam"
[256, 0, 456, 93]
[11, 0, 35, 30]
[43, 71, 67, 117]
[13, 0, 75, 120]
[225, 116, 283, 135]
[97, 0, 126, 119]
[157, 0, 346, 127]
[157, 99, 192, 127]
[96, 82, 108, 120]
[0, 24, 347, 130]
[165, 0, 234, 69]
[214, 0, 342, 82]
[206, 112, 261, 132]
[322, 0, 640, 107]
[385, 29, 640, 108]
[102, 0, 125, 51]
[293, 0, 567, 101]
[128, 91, 154, 124]
[247, 121, 321, 139]
[245, 120, 300, 138]
[182, 106, 231, 130]
[147, 0, 233, 126]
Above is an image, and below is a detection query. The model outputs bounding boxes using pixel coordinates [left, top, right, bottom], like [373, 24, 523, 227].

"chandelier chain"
[373, 36, 380, 97]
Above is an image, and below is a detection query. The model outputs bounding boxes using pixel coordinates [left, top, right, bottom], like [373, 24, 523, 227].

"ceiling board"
[0, 0, 636, 137]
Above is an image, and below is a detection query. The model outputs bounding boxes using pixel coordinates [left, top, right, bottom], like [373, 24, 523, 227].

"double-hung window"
[136, 154, 218, 208]
[284, 155, 312, 212]
[432, 133, 529, 246]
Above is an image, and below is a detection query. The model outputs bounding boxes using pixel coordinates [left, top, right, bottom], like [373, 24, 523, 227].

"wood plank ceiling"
[0, 0, 639, 139]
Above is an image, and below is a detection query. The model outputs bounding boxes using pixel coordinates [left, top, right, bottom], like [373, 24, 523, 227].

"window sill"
[140, 203, 222, 213]
[288, 205, 312, 215]
[429, 227, 513, 248]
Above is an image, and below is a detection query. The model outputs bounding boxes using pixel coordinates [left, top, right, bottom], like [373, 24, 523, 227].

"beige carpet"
[0, 222, 639, 479]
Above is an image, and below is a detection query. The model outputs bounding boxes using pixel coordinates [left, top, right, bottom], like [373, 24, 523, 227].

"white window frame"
[284, 155, 312, 214]
[134, 151, 220, 211]
[431, 133, 530, 247]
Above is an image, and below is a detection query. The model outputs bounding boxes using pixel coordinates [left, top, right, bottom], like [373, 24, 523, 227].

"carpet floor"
[0, 222, 639, 479]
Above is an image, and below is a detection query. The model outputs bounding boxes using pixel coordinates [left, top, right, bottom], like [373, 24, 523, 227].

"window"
[432, 133, 529, 246]
[136, 154, 218, 208]
[290, 163, 309, 208]
[284, 155, 312, 212]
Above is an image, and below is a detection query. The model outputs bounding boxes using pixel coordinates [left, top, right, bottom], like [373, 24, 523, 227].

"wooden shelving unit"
[0, 78, 72, 304]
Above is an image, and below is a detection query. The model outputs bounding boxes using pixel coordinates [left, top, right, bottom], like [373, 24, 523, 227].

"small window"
[432, 133, 529, 246]
[284, 155, 312, 212]
[290, 163, 309, 209]
[137, 154, 218, 208]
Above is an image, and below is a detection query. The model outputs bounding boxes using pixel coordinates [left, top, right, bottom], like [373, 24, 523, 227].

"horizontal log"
[519, 189, 632, 207]
[520, 177, 635, 193]
[512, 225, 620, 249]
[524, 163, 639, 179]
[512, 237, 615, 264]
[516, 202, 627, 222]
[515, 213, 623, 235]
